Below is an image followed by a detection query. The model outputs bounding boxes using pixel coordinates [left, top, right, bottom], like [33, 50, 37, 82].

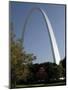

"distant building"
[36, 67, 48, 81]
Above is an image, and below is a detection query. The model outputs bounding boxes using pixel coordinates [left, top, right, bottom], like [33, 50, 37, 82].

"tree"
[43, 62, 62, 81]
[60, 57, 66, 78]
[10, 22, 36, 88]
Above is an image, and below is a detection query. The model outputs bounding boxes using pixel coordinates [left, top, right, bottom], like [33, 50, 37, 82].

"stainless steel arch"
[21, 7, 61, 65]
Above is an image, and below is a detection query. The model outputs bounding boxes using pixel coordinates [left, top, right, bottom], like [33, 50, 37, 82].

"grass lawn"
[16, 81, 66, 88]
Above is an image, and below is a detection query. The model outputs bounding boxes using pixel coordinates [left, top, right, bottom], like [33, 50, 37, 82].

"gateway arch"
[21, 7, 61, 65]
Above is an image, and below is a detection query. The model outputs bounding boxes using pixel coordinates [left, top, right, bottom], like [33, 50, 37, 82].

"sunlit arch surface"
[21, 7, 61, 65]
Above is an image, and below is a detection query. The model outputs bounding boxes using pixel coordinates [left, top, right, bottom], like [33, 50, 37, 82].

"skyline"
[10, 2, 66, 63]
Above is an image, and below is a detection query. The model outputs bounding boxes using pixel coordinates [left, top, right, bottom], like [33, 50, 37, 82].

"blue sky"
[10, 1, 66, 63]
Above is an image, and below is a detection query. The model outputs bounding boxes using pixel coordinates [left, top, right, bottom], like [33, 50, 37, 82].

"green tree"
[10, 22, 36, 88]
[60, 57, 66, 78]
